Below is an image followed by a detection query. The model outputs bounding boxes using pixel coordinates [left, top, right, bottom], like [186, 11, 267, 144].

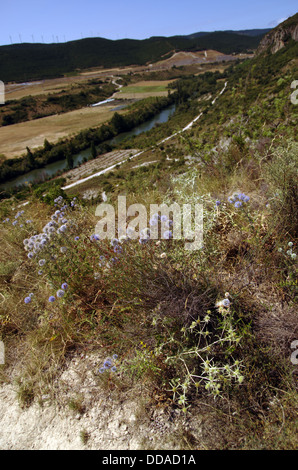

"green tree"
[43, 139, 52, 152]
[66, 151, 74, 169]
[111, 112, 127, 134]
[91, 141, 97, 160]
[26, 146, 35, 169]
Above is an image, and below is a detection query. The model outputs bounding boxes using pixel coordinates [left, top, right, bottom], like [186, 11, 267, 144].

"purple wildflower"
[56, 289, 65, 298]
[103, 358, 113, 369]
[59, 224, 67, 233]
[149, 217, 158, 226]
[163, 230, 173, 239]
[90, 234, 100, 241]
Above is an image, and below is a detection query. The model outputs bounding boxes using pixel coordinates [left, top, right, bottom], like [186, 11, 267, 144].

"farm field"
[0, 102, 127, 159]
[4, 66, 148, 101]
[116, 80, 174, 99]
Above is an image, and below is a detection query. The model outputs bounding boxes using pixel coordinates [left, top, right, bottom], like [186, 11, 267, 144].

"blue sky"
[0, 0, 297, 46]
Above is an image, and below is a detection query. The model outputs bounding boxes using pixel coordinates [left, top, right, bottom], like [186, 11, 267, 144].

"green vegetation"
[0, 16, 297, 449]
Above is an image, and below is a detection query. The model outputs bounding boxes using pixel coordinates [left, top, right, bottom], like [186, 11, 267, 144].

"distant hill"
[187, 28, 272, 39]
[0, 29, 268, 83]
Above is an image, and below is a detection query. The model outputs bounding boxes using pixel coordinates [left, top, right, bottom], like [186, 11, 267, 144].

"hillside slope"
[0, 15, 297, 451]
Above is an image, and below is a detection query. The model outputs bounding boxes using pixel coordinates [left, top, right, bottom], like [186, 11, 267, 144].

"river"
[0, 103, 176, 190]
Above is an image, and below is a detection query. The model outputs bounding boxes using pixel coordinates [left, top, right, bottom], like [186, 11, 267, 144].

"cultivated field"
[4, 66, 148, 101]
[115, 80, 174, 99]
[0, 103, 127, 159]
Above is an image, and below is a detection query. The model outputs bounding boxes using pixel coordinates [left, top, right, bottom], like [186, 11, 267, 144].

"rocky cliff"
[256, 13, 298, 54]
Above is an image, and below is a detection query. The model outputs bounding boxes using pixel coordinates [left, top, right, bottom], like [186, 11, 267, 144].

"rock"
[256, 14, 298, 55]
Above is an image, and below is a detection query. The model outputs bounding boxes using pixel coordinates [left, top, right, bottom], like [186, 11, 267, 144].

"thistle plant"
[153, 296, 244, 408]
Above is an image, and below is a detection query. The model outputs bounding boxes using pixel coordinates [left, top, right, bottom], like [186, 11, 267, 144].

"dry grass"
[0, 104, 127, 159]
[4, 66, 144, 101]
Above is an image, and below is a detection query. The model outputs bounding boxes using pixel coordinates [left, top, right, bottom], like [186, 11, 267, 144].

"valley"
[0, 52, 237, 162]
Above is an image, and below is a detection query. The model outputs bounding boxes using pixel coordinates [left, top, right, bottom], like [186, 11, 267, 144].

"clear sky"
[0, 0, 297, 46]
